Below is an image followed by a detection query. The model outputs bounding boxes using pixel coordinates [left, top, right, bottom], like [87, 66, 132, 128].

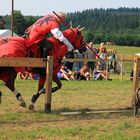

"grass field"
[0, 78, 140, 140]
[99, 45, 140, 55]
[0, 45, 140, 140]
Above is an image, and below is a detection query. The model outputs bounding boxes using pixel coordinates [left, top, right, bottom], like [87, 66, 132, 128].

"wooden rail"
[0, 56, 53, 113]
[0, 54, 139, 114]
[0, 57, 47, 67]
[63, 54, 140, 62]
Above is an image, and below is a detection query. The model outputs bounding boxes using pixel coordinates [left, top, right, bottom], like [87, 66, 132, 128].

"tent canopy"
[0, 29, 18, 37]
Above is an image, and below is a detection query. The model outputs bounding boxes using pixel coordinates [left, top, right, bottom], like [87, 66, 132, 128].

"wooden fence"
[132, 57, 140, 115]
[64, 54, 140, 115]
[0, 56, 53, 113]
[0, 54, 140, 115]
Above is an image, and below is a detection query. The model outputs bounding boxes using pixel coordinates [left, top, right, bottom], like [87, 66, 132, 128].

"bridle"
[71, 29, 84, 50]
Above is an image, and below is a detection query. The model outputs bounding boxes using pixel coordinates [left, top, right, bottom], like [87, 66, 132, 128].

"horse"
[0, 37, 31, 107]
[28, 27, 86, 110]
[0, 27, 86, 110]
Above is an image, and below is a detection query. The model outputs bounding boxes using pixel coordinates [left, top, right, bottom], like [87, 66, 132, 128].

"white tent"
[0, 29, 18, 37]
[135, 53, 140, 56]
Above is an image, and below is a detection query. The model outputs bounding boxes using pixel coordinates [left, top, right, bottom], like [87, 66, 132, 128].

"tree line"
[1, 7, 140, 47]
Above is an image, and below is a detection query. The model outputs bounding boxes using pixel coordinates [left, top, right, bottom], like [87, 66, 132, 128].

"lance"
[53, 11, 105, 65]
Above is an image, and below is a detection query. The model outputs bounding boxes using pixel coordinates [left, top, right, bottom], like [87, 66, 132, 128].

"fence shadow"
[51, 107, 137, 119]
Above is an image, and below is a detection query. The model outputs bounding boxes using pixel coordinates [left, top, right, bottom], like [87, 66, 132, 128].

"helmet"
[53, 11, 67, 23]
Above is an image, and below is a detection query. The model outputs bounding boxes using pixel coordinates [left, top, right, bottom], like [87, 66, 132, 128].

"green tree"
[13, 10, 27, 35]
[83, 31, 94, 43]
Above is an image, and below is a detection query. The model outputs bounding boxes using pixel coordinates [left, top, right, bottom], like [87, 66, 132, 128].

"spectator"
[85, 41, 98, 77]
[130, 69, 140, 81]
[97, 43, 108, 70]
[93, 63, 112, 81]
[57, 64, 75, 81]
[24, 12, 74, 51]
[32, 73, 40, 80]
[0, 16, 5, 29]
[78, 64, 90, 80]
[73, 49, 85, 71]
[18, 71, 34, 80]
[98, 43, 108, 61]
[108, 54, 117, 73]
[96, 43, 109, 80]
[74, 67, 81, 80]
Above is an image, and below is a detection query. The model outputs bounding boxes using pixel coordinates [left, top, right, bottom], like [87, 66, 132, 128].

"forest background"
[2, 7, 140, 46]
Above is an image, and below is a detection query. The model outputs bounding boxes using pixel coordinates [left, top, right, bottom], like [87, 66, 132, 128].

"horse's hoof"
[19, 102, 26, 108]
[28, 104, 35, 111]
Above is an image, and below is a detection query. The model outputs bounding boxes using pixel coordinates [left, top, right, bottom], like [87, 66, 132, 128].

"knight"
[24, 12, 74, 52]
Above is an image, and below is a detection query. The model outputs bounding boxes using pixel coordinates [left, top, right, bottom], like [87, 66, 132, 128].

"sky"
[1, 0, 140, 16]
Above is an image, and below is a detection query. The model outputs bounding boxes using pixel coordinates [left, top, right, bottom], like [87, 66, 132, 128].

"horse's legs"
[5, 70, 26, 108]
[28, 76, 46, 110]
[0, 91, 2, 104]
[28, 72, 62, 110]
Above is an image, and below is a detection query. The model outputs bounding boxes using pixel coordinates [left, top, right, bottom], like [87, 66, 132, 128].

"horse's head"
[63, 27, 87, 53]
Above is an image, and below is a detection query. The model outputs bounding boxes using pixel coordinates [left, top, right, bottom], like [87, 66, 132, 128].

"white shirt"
[51, 28, 74, 51]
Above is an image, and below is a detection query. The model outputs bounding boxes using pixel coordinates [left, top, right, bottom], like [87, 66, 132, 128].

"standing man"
[85, 41, 97, 77]
[24, 12, 74, 51]
[0, 16, 5, 29]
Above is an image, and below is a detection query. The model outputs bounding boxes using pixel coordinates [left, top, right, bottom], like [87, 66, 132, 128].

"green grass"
[114, 45, 140, 55]
[0, 78, 140, 140]
[0, 45, 140, 140]
[94, 44, 140, 55]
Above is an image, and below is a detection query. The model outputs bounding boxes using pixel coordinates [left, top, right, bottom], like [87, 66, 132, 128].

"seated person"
[32, 73, 40, 80]
[78, 64, 90, 80]
[18, 71, 34, 80]
[93, 63, 112, 81]
[74, 67, 81, 80]
[57, 64, 75, 81]
[130, 69, 140, 81]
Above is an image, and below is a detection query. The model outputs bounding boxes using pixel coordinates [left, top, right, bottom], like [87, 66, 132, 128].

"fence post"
[132, 57, 140, 107]
[44, 56, 53, 113]
[120, 55, 123, 80]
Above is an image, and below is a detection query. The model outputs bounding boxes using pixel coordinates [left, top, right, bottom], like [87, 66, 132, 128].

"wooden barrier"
[0, 56, 53, 113]
[0, 54, 139, 114]
[44, 56, 53, 113]
[63, 54, 139, 63]
[0, 57, 46, 67]
[132, 58, 140, 116]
